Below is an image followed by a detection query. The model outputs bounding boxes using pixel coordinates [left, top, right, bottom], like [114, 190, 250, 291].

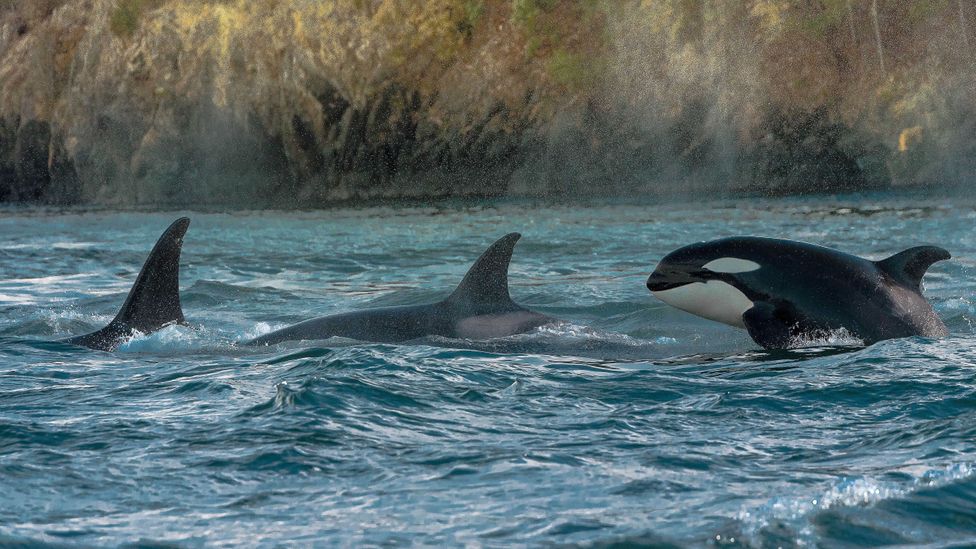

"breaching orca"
[646, 236, 949, 349]
[248, 233, 554, 346]
[65, 217, 190, 351]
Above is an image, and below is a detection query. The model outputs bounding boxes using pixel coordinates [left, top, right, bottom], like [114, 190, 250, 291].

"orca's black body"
[65, 218, 190, 351]
[248, 233, 554, 346]
[647, 236, 949, 349]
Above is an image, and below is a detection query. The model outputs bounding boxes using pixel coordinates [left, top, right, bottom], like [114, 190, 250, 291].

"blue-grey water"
[2, 194, 976, 547]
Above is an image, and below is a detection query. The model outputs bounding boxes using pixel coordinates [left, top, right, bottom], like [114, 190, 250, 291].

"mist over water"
[1, 192, 975, 546]
[1, 1, 974, 206]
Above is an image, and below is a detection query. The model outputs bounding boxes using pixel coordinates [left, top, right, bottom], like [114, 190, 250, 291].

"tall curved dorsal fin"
[446, 233, 520, 308]
[876, 245, 950, 289]
[109, 217, 190, 332]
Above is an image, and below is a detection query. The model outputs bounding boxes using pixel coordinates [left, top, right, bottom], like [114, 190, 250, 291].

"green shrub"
[456, 0, 484, 38]
[109, 0, 162, 37]
[548, 49, 585, 87]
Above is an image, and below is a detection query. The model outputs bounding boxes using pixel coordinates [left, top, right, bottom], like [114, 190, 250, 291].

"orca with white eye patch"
[647, 236, 949, 349]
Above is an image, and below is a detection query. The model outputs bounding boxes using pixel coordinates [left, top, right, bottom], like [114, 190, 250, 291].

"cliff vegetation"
[0, 0, 973, 206]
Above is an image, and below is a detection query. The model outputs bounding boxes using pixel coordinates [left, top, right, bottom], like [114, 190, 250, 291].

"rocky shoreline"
[0, 1, 972, 206]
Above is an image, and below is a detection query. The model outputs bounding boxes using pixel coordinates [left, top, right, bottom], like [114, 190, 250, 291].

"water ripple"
[1, 198, 976, 545]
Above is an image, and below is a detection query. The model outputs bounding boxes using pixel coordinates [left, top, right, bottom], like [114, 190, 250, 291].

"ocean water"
[1, 193, 976, 547]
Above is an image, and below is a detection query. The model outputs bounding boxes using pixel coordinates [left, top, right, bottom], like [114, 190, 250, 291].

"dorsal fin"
[109, 217, 190, 332]
[446, 233, 520, 308]
[876, 245, 950, 289]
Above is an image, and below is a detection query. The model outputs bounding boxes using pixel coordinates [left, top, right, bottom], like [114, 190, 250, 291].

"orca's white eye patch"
[702, 257, 761, 273]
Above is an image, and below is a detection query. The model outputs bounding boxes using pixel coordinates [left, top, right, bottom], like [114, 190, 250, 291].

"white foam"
[51, 242, 98, 250]
[509, 322, 665, 346]
[115, 325, 200, 352]
[111, 320, 298, 352]
[737, 462, 976, 542]
[241, 322, 276, 340]
[787, 327, 864, 348]
[41, 308, 112, 335]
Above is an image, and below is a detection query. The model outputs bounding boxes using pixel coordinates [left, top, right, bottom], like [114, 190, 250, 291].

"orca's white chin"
[652, 280, 753, 328]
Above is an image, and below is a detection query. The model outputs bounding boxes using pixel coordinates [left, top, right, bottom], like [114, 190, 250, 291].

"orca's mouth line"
[646, 268, 716, 292]
[647, 279, 692, 292]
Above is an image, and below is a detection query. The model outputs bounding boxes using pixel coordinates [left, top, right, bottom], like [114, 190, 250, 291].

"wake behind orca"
[248, 233, 555, 346]
[64, 217, 190, 351]
[647, 236, 949, 349]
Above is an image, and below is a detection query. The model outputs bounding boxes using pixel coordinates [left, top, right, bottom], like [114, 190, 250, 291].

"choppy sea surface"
[2, 193, 976, 547]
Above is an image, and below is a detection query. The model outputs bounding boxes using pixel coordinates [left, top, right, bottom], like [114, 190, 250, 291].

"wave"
[738, 463, 976, 546]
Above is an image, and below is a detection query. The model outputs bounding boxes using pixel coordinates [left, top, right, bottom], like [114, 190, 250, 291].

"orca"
[646, 236, 949, 349]
[248, 233, 554, 346]
[65, 217, 190, 351]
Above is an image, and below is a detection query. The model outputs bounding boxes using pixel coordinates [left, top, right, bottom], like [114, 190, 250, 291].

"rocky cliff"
[0, 1, 973, 206]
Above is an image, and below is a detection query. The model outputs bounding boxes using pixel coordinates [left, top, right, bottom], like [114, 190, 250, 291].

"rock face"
[0, 0, 556, 205]
[0, 1, 973, 206]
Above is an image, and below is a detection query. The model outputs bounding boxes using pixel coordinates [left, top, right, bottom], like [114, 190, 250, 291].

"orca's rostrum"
[647, 236, 949, 349]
